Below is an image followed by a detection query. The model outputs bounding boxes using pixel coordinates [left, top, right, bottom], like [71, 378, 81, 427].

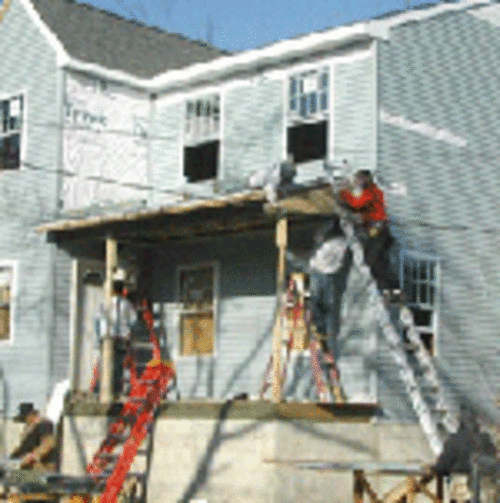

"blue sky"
[77, 0, 431, 51]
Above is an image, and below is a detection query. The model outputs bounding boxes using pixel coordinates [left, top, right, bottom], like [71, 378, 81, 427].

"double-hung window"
[400, 251, 440, 354]
[177, 262, 218, 356]
[287, 67, 329, 165]
[0, 95, 23, 171]
[183, 94, 220, 182]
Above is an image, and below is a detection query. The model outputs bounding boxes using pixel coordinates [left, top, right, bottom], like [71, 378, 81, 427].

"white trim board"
[23, 0, 491, 94]
[22, 0, 69, 65]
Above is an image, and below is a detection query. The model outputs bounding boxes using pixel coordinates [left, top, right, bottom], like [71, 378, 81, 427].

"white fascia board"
[62, 23, 378, 93]
[148, 23, 376, 90]
[22, 0, 70, 66]
[62, 60, 149, 90]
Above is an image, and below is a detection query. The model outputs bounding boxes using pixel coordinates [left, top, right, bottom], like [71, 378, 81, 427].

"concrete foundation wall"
[61, 402, 434, 503]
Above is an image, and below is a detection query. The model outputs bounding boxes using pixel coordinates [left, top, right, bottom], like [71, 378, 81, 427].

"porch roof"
[37, 183, 341, 244]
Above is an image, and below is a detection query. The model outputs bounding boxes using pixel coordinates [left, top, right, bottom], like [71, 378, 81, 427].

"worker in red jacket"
[340, 170, 400, 297]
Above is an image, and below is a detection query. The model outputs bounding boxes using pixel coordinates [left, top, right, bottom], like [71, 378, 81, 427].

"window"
[287, 67, 329, 165]
[287, 120, 327, 164]
[185, 94, 220, 143]
[184, 140, 219, 183]
[289, 68, 329, 120]
[0, 95, 23, 171]
[184, 94, 220, 181]
[0, 265, 14, 341]
[178, 263, 218, 356]
[400, 251, 440, 354]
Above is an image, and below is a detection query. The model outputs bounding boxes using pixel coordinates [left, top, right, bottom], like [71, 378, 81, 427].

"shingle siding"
[223, 79, 284, 180]
[378, 10, 500, 419]
[50, 248, 72, 388]
[0, 0, 62, 414]
[333, 54, 377, 172]
[149, 99, 184, 206]
[146, 230, 379, 402]
[148, 232, 276, 400]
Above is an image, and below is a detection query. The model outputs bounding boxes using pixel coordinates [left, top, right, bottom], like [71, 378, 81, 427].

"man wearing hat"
[95, 265, 138, 396]
[9, 403, 58, 472]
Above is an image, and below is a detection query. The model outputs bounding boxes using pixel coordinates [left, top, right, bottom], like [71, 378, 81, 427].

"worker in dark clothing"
[10, 403, 59, 472]
[433, 408, 496, 476]
[428, 406, 498, 503]
[340, 170, 400, 297]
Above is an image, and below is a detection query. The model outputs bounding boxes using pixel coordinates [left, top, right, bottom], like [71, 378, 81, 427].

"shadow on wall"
[188, 356, 215, 399]
[178, 398, 260, 503]
[68, 414, 90, 472]
[178, 398, 377, 503]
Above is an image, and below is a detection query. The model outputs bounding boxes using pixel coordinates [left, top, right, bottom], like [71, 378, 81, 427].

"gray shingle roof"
[30, 0, 229, 78]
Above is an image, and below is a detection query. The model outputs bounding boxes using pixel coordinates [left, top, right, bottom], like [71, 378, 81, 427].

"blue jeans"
[309, 271, 342, 360]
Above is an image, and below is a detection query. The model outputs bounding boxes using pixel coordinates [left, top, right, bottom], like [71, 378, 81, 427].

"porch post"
[100, 237, 118, 403]
[68, 259, 81, 393]
[272, 216, 287, 403]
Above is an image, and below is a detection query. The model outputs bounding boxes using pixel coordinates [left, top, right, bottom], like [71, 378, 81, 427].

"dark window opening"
[419, 332, 434, 353]
[184, 140, 219, 182]
[0, 134, 20, 170]
[287, 120, 327, 164]
[410, 306, 432, 327]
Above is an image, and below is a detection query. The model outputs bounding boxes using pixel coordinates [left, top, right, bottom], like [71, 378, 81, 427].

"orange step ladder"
[260, 274, 344, 403]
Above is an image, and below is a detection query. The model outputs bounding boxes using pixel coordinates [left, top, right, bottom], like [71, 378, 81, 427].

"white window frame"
[184, 93, 221, 147]
[400, 250, 441, 354]
[0, 260, 18, 345]
[175, 260, 219, 359]
[0, 92, 26, 171]
[284, 63, 331, 167]
[287, 65, 330, 125]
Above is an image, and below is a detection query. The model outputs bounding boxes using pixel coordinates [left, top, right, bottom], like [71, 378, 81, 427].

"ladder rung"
[126, 472, 147, 480]
[403, 342, 420, 352]
[420, 383, 440, 393]
[132, 341, 155, 349]
[430, 405, 449, 415]
[108, 433, 128, 442]
[92, 471, 114, 478]
[96, 453, 119, 460]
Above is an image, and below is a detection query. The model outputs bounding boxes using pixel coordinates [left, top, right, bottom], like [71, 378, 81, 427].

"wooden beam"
[68, 259, 81, 394]
[382, 477, 417, 503]
[100, 237, 118, 403]
[272, 216, 288, 403]
[354, 470, 365, 503]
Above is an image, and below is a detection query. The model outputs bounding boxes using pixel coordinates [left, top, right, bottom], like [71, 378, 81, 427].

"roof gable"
[29, 0, 229, 79]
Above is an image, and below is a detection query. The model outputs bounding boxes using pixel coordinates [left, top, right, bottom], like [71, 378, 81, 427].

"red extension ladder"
[86, 300, 175, 503]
